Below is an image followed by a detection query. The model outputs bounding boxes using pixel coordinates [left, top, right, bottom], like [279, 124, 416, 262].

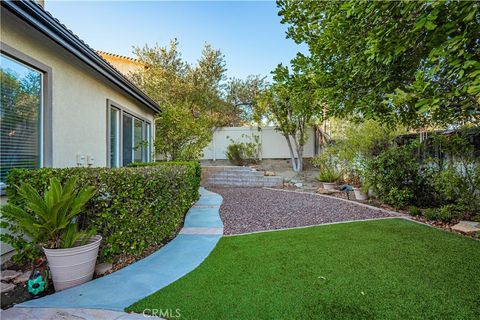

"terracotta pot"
[43, 235, 102, 291]
[353, 187, 368, 201]
[323, 182, 337, 190]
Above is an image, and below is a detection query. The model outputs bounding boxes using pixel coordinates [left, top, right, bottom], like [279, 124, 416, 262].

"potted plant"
[317, 165, 343, 190]
[2, 177, 101, 291]
[353, 186, 368, 201]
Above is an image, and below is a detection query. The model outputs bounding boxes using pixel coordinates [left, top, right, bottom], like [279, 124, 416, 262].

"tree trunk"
[291, 133, 304, 172]
[283, 133, 299, 172]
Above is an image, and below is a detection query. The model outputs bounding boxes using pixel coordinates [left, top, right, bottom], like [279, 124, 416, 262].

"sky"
[45, 0, 307, 80]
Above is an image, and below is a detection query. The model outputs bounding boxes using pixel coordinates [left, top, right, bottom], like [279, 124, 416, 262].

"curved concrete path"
[17, 188, 223, 311]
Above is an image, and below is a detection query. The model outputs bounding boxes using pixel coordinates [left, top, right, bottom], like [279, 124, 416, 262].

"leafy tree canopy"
[257, 64, 322, 171]
[132, 39, 238, 128]
[278, 0, 480, 128]
[226, 75, 268, 124]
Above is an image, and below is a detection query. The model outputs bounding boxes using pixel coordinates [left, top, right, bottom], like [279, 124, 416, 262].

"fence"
[201, 126, 318, 160]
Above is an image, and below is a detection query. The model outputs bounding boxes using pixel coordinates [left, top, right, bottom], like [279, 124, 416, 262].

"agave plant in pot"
[2, 177, 101, 291]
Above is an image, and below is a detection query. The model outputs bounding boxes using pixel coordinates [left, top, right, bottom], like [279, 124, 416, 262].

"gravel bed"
[209, 187, 395, 235]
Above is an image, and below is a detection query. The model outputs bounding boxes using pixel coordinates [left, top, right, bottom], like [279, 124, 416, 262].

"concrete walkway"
[15, 188, 223, 312]
[1, 307, 155, 319]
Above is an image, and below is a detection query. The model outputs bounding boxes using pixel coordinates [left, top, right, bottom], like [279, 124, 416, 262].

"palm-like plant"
[2, 177, 96, 249]
[317, 166, 343, 183]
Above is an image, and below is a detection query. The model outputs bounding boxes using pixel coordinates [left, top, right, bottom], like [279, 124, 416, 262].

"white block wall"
[202, 126, 316, 160]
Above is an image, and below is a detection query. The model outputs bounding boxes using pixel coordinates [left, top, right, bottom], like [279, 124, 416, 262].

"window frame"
[0, 43, 52, 194]
[106, 99, 152, 167]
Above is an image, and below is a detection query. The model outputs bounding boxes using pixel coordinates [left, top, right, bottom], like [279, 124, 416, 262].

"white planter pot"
[323, 182, 337, 190]
[44, 235, 102, 291]
[353, 187, 368, 201]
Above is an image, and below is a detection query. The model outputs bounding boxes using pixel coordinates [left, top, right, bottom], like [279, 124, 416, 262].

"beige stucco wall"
[1, 10, 156, 168]
[1, 10, 157, 258]
[202, 126, 316, 160]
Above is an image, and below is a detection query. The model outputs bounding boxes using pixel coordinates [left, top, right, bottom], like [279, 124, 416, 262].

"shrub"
[225, 134, 261, 166]
[363, 142, 434, 209]
[437, 205, 458, 223]
[4, 162, 200, 262]
[423, 208, 438, 221]
[428, 131, 480, 217]
[317, 166, 343, 183]
[408, 206, 421, 217]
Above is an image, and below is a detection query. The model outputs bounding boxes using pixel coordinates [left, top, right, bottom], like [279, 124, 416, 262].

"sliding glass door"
[110, 107, 120, 167]
[108, 102, 151, 167]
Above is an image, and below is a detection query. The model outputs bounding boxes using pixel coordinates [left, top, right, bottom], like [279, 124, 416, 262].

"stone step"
[202, 166, 254, 173]
[204, 176, 283, 188]
[209, 171, 265, 178]
[206, 177, 274, 183]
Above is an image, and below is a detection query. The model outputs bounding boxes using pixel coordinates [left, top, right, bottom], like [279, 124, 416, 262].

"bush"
[408, 206, 422, 217]
[364, 143, 432, 208]
[437, 205, 458, 223]
[225, 134, 261, 166]
[4, 162, 200, 262]
[423, 208, 438, 221]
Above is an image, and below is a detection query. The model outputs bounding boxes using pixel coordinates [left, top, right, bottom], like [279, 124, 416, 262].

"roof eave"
[2, 0, 160, 113]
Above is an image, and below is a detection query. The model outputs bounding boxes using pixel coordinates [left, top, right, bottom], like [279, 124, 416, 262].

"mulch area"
[209, 187, 395, 235]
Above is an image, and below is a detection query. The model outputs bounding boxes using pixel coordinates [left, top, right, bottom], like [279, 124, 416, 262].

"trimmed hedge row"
[5, 162, 201, 260]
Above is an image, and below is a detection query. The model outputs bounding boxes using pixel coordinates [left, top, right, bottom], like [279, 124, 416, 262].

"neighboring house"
[97, 51, 146, 78]
[0, 0, 160, 259]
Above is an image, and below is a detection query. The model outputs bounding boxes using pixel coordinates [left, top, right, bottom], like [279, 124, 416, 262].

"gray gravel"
[209, 187, 394, 235]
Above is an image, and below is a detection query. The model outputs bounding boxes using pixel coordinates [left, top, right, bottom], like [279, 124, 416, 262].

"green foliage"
[154, 103, 213, 160]
[226, 75, 268, 125]
[131, 40, 241, 160]
[317, 166, 342, 184]
[225, 134, 261, 166]
[313, 119, 401, 186]
[364, 143, 431, 208]
[278, 0, 480, 128]
[132, 40, 239, 128]
[4, 162, 200, 262]
[1, 177, 96, 262]
[408, 206, 421, 217]
[257, 64, 322, 171]
[423, 208, 438, 221]
[313, 154, 342, 183]
[429, 132, 480, 219]
[437, 205, 462, 223]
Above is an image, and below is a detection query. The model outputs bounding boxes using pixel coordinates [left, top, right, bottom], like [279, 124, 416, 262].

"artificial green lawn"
[127, 219, 480, 319]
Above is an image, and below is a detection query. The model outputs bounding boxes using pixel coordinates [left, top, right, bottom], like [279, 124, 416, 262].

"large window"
[0, 54, 43, 183]
[108, 101, 151, 167]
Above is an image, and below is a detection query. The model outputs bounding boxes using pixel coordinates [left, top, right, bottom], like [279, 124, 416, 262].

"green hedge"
[5, 162, 201, 260]
[128, 161, 201, 177]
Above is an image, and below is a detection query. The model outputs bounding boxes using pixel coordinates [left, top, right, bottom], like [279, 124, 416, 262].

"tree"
[154, 103, 212, 160]
[226, 75, 268, 124]
[131, 40, 238, 159]
[257, 64, 321, 172]
[277, 0, 480, 128]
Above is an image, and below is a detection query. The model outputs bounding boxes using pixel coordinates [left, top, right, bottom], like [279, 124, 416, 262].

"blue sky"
[45, 0, 307, 80]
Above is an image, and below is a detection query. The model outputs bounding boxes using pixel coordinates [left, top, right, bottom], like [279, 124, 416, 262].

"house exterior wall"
[1, 10, 155, 168]
[202, 126, 316, 160]
[1, 10, 156, 259]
